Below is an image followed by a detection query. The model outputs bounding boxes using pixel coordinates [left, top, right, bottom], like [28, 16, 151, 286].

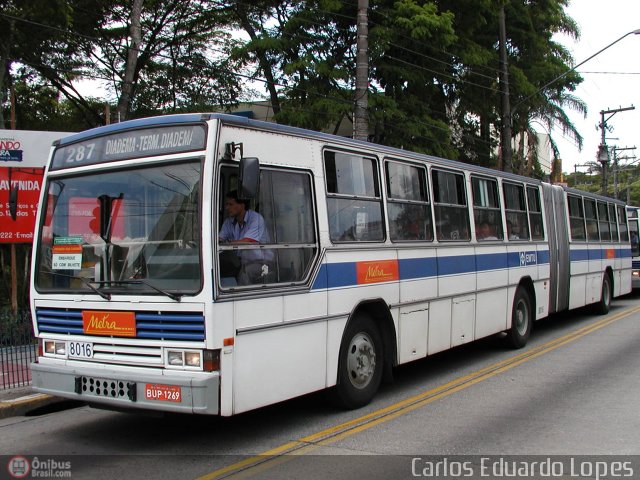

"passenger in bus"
[219, 190, 274, 285]
[476, 221, 498, 241]
[507, 220, 520, 240]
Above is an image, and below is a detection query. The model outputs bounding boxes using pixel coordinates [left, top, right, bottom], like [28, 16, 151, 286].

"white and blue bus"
[29, 114, 632, 415]
[626, 206, 640, 288]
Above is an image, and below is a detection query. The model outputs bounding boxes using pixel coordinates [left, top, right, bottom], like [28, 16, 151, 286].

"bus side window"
[618, 205, 629, 242]
[527, 186, 544, 241]
[567, 194, 586, 241]
[584, 198, 599, 241]
[472, 176, 503, 241]
[385, 160, 433, 242]
[608, 203, 619, 242]
[432, 169, 470, 241]
[324, 150, 384, 243]
[597, 201, 611, 241]
[218, 167, 318, 288]
[503, 182, 529, 241]
[258, 169, 317, 284]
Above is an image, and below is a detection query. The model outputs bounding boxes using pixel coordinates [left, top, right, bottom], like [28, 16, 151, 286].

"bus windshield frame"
[34, 159, 203, 298]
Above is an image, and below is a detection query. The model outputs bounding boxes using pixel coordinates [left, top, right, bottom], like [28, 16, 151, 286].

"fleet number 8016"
[68, 341, 93, 359]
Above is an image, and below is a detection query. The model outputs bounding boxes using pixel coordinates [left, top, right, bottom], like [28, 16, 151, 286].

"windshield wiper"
[95, 279, 182, 302]
[43, 271, 111, 300]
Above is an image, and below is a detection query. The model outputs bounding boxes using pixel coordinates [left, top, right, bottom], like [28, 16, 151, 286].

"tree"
[503, 0, 583, 176]
[89, 0, 244, 119]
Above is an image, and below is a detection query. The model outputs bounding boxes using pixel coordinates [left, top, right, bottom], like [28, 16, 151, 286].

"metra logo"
[82, 310, 136, 337]
[356, 260, 399, 284]
[519, 251, 537, 266]
[87, 314, 116, 330]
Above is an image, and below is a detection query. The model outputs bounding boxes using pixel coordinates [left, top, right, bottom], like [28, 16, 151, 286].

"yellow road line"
[196, 305, 640, 480]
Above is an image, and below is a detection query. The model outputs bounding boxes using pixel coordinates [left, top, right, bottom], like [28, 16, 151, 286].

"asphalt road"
[2, 293, 640, 480]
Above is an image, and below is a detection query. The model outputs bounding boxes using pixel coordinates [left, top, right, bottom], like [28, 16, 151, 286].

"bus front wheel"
[506, 287, 532, 349]
[331, 314, 383, 409]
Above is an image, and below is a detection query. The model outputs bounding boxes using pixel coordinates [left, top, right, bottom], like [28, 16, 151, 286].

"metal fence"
[0, 310, 37, 390]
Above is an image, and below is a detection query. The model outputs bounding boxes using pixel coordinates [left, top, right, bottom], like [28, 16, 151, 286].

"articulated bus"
[626, 206, 640, 288]
[29, 113, 632, 416]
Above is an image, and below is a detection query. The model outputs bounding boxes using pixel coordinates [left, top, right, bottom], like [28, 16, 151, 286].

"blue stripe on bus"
[476, 253, 508, 272]
[437, 254, 476, 276]
[570, 250, 590, 262]
[399, 257, 438, 279]
[570, 247, 631, 262]
[312, 250, 551, 290]
[326, 262, 357, 288]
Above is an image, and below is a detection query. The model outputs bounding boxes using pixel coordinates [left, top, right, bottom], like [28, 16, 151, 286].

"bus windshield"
[34, 160, 202, 296]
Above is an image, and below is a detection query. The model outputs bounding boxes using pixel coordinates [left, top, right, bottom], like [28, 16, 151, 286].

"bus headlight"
[44, 340, 56, 354]
[185, 351, 201, 367]
[167, 351, 184, 366]
[165, 349, 203, 369]
[44, 340, 66, 356]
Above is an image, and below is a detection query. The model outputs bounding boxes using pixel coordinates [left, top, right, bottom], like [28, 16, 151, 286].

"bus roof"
[53, 112, 623, 205]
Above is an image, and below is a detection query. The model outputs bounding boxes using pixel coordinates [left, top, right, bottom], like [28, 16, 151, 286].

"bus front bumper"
[31, 361, 220, 415]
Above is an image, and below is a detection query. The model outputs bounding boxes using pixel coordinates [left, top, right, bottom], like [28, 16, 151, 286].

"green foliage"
[1, 0, 587, 175]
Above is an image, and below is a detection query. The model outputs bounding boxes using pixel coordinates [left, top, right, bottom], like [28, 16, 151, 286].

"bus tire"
[506, 287, 532, 349]
[594, 273, 612, 315]
[331, 314, 383, 409]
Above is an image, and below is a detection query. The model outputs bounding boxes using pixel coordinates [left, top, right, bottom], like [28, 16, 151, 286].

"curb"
[0, 393, 63, 419]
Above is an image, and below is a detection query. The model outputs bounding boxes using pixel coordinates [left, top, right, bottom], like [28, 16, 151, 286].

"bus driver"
[219, 190, 274, 284]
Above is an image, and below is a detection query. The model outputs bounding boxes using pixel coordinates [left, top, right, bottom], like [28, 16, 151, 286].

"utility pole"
[611, 146, 636, 199]
[598, 105, 635, 196]
[498, 5, 512, 172]
[10, 85, 18, 314]
[353, 0, 369, 141]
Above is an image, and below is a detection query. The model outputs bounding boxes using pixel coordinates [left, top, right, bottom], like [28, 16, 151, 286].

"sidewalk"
[0, 385, 62, 419]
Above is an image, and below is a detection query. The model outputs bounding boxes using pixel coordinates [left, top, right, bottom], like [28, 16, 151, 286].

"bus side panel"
[398, 248, 438, 303]
[614, 245, 632, 297]
[398, 303, 429, 363]
[475, 289, 508, 338]
[451, 293, 475, 347]
[586, 244, 603, 305]
[534, 243, 551, 319]
[397, 248, 436, 364]
[569, 245, 588, 309]
[474, 244, 509, 339]
[231, 290, 328, 415]
[233, 321, 327, 414]
[427, 298, 452, 355]
[436, 246, 476, 298]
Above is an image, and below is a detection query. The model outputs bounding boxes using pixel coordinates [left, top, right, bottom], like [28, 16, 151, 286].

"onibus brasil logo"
[7, 456, 72, 478]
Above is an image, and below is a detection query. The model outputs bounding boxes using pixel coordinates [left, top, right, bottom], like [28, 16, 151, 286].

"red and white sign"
[0, 167, 44, 243]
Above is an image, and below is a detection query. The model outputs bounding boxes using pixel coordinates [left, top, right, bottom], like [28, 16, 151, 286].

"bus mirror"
[9, 186, 18, 221]
[239, 157, 260, 200]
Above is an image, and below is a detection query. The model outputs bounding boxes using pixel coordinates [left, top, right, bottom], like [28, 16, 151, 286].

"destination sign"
[50, 124, 207, 170]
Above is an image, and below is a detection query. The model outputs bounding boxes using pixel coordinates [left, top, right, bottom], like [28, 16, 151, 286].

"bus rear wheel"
[331, 314, 383, 409]
[594, 273, 612, 315]
[506, 287, 532, 349]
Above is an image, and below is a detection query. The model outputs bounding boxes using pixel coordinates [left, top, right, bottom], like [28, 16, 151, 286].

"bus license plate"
[145, 384, 182, 403]
[67, 341, 93, 359]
